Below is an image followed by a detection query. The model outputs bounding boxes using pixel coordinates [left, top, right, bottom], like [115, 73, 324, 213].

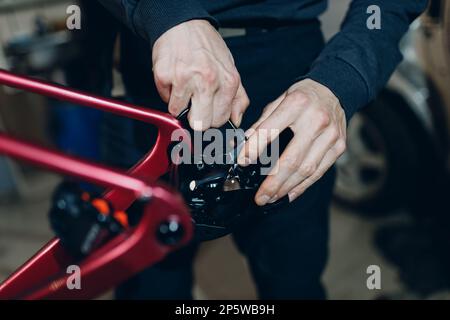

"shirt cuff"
[301, 56, 370, 121]
[132, 0, 218, 48]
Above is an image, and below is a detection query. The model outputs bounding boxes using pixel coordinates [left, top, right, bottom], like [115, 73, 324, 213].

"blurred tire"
[334, 91, 423, 215]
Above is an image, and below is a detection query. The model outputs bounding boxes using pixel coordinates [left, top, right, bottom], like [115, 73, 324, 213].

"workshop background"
[1, 0, 450, 299]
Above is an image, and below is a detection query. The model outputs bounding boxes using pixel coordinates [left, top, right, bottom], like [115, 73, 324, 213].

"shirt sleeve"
[303, 0, 429, 121]
[97, 0, 218, 47]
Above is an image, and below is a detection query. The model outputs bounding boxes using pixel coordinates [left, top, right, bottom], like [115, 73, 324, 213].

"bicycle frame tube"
[0, 68, 190, 210]
[0, 69, 192, 299]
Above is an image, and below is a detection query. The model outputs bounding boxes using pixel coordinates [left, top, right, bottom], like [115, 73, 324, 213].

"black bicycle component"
[157, 220, 185, 246]
[49, 182, 124, 258]
[172, 109, 290, 241]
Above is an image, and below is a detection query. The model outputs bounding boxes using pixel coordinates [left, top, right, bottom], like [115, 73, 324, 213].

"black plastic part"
[49, 181, 123, 257]
[172, 109, 291, 241]
[156, 220, 185, 246]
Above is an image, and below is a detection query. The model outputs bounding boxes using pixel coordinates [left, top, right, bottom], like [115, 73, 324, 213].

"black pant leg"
[232, 168, 335, 299]
[115, 243, 199, 300]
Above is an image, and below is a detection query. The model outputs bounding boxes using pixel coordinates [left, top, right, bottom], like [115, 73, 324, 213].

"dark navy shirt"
[98, 0, 428, 120]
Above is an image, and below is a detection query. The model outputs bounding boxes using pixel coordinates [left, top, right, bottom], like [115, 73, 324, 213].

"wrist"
[290, 78, 340, 107]
[299, 57, 369, 121]
[133, 0, 218, 48]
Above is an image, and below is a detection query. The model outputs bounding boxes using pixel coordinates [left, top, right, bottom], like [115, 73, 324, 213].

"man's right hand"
[152, 20, 249, 130]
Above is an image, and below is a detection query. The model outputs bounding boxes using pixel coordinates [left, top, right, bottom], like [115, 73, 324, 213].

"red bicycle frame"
[0, 69, 193, 299]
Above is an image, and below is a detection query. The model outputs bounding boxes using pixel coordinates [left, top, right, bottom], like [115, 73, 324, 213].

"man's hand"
[152, 20, 249, 130]
[238, 79, 347, 205]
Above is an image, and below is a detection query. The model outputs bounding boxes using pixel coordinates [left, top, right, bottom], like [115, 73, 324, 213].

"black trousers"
[102, 21, 335, 299]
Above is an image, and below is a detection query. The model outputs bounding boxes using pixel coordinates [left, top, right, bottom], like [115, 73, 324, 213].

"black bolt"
[157, 220, 185, 245]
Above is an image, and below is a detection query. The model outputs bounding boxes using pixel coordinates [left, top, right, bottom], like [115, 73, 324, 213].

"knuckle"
[285, 92, 311, 112]
[335, 139, 347, 155]
[314, 109, 331, 127]
[329, 126, 339, 142]
[201, 66, 218, 84]
[154, 67, 171, 85]
[298, 162, 316, 177]
[224, 71, 240, 89]
[282, 156, 299, 171]
[168, 104, 180, 115]
[298, 94, 312, 106]
[288, 90, 307, 103]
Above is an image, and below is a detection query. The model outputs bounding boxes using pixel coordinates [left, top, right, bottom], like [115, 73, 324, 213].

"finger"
[155, 82, 171, 103]
[276, 126, 339, 198]
[244, 92, 286, 135]
[288, 139, 346, 201]
[153, 61, 172, 103]
[254, 107, 334, 204]
[230, 83, 250, 127]
[189, 77, 216, 131]
[237, 97, 294, 166]
[210, 73, 238, 127]
[254, 130, 317, 205]
[211, 91, 232, 128]
[168, 83, 193, 116]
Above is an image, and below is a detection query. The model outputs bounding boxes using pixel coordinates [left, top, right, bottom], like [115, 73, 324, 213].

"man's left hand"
[238, 79, 347, 205]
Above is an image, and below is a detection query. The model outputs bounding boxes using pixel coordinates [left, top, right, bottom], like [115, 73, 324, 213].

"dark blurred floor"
[3, 171, 441, 300]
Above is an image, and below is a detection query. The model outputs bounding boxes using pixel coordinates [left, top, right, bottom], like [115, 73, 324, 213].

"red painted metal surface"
[0, 133, 152, 199]
[0, 69, 192, 299]
[0, 186, 191, 299]
[0, 68, 190, 210]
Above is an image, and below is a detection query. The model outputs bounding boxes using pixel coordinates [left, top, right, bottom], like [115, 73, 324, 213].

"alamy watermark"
[367, 5, 382, 30]
[170, 126, 281, 175]
[66, 265, 81, 290]
[66, 5, 81, 30]
[366, 265, 381, 290]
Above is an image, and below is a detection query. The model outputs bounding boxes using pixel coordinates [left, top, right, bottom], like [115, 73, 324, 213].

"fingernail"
[257, 195, 270, 206]
[288, 192, 296, 201]
[268, 195, 278, 203]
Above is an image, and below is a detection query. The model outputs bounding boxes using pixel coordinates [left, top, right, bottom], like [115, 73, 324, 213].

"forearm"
[97, 0, 218, 47]
[304, 0, 428, 121]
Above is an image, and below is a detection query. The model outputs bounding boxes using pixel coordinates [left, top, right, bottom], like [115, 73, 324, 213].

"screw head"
[157, 220, 185, 245]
